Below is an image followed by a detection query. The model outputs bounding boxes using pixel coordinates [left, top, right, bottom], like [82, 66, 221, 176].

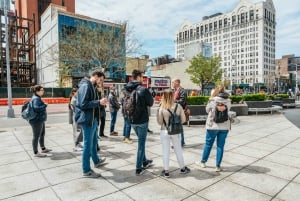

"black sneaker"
[180, 166, 191, 174]
[143, 159, 153, 169]
[161, 170, 170, 178]
[136, 169, 146, 175]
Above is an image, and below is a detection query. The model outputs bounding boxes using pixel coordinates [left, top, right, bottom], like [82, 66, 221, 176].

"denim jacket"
[29, 94, 47, 124]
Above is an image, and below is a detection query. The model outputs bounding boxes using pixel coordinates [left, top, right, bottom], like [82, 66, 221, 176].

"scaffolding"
[0, 9, 36, 87]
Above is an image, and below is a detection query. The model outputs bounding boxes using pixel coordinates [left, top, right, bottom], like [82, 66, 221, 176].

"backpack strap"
[163, 103, 178, 127]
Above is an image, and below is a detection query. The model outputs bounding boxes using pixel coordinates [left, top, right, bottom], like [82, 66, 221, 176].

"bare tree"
[57, 20, 142, 86]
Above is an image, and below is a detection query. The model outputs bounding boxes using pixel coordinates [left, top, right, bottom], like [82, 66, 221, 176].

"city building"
[175, 0, 276, 91]
[14, 0, 75, 34]
[36, 4, 126, 87]
[0, 1, 36, 87]
[275, 54, 300, 93]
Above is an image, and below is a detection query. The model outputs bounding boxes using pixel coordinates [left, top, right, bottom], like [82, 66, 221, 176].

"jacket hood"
[78, 77, 91, 87]
[218, 92, 229, 99]
[124, 81, 141, 92]
[213, 95, 229, 104]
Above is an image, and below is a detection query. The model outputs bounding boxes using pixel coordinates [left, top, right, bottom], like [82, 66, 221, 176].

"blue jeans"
[181, 132, 185, 146]
[201, 129, 228, 166]
[123, 116, 131, 138]
[110, 111, 118, 133]
[132, 122, 148, 170]
[81, 119, 100, 173]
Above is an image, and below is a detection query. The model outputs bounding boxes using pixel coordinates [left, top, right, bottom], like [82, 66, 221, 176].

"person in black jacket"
[29, 85, 51, 157]
[75, 70, 107, 178]
[108, 86, 120, 136]
[172, 78, 187, 147]
[125, 69, 154, 175]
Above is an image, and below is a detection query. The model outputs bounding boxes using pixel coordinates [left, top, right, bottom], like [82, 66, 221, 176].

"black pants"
[99, 116, 105, 136]
[30, 121, 45, 154]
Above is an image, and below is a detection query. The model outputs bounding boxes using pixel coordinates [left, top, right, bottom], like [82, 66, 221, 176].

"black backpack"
[123, 86, 140, 123]
[163, 104, 183, 135]
[213, 104, 229, 123]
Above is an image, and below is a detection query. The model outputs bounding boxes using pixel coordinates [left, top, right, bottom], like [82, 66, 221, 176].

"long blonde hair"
[160, 89, 174, 110]
[210, 84, 225, 98]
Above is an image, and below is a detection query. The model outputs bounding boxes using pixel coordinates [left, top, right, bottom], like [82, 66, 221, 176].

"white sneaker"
[195, 161, 206, 168]
[34, 152, 47, 157]
[94, 157, 106, 168]
[82, 169, 101, 178]
[215, 166, 222, 172]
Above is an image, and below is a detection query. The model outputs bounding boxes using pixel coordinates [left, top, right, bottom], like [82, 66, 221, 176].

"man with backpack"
[123, 69, 154, 175]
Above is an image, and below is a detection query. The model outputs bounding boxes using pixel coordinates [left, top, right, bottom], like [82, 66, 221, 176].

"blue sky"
[76, 0, 300, 59]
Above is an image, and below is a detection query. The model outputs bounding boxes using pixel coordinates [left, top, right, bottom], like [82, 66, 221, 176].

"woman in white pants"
[157, 89, 190, 177]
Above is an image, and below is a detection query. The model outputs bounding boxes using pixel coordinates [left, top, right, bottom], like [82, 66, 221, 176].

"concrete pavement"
[0, 109, 300, 200]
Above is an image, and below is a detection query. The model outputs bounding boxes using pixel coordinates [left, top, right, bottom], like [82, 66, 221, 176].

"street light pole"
[4, 0, 15, 118]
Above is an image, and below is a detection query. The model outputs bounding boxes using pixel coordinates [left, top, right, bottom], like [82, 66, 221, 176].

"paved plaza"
[0, 107, 300, 201]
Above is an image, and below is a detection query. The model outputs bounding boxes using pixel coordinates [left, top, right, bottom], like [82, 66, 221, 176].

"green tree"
[185, 54, 222, 93]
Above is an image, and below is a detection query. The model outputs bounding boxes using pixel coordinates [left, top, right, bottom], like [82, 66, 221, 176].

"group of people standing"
[26, 69, 232, 178]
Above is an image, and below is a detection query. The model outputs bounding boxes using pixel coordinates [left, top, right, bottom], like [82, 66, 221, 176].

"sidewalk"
[0, 112, 300, 201]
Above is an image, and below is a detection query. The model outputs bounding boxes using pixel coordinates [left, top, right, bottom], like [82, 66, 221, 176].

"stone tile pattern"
[0, 112, 300, 201]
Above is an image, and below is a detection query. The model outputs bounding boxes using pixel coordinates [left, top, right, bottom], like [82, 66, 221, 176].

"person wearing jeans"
[196, 84, 231, 172]
[75, 70, 107, 178]
[108, 86, 120, 136]
[201, 130, 228, 167]
[172, 78, 187, 147]
[123, 117, 132, 143]
[124, 69, 154, 175]
[81, 119, 101, 173]
[131, 122, 148, 170]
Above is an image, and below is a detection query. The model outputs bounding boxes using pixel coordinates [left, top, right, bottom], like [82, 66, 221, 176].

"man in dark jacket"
[108, 86, 120, 136]
[172, 78, 187, 146]
[75, 70, 107, 178]
[125, 69, 154, 175]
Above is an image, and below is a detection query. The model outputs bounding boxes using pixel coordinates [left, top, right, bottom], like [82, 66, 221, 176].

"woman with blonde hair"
[196, 84, 231, 172]
[157, 89, 190, 177]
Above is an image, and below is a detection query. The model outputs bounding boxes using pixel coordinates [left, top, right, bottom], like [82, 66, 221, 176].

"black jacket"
[174, 87, 187, 109]
[124, 81, 154, 124]
[75, 77, 100, 126]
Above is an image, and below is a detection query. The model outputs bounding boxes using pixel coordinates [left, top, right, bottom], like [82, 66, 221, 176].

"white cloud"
[76, 0, 300, 58]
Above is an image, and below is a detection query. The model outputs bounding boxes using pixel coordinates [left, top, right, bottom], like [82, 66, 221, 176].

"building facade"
[14, 0, 75, 34]
[175, 0, 276, 90]
[275, 55, 300, 93]
[36, 4, 125, 87]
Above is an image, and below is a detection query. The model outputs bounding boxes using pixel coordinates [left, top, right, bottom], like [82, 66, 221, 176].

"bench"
[245, 101, 282, 115]
[282, 98, 296, 108]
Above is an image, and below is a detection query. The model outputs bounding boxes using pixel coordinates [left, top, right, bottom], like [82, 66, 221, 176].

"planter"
[244, 100, 273, 108]
[231, 103, 248, 116]
[282, 98, 296, 108]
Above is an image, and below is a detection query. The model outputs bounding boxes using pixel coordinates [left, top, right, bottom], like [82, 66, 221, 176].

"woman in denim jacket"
[29, 85, 51, 157]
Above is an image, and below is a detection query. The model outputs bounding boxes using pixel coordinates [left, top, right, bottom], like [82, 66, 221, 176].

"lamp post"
[3, 0, 15, 118]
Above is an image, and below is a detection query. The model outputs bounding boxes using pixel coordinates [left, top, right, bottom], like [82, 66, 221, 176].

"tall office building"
[175, 0, 276, 89]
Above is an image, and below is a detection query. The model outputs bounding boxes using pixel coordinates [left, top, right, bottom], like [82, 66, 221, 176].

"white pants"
[160, 130, 185, 171]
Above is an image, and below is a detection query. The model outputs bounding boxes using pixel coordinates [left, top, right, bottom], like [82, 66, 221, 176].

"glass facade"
[57, 14, 126, 80]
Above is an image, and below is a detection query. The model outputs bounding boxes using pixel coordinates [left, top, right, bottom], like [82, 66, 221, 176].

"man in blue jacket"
[125, 69, 154, 175]
[75, 70, 107, 178]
